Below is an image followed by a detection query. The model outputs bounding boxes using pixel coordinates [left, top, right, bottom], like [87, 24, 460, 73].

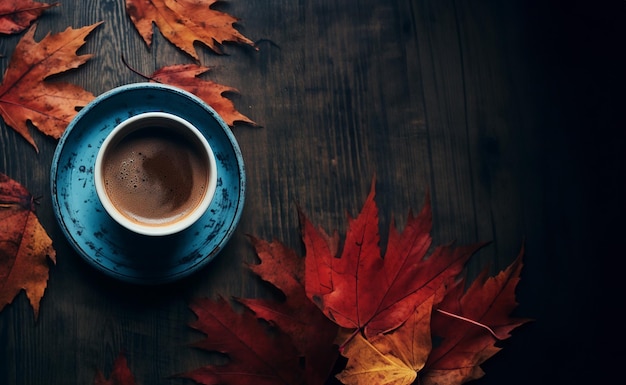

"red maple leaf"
[239, 236, 339, 385]
[303, 178, 484, 339]
[182, 296, 305, 385]
[419, 251, 531, 385]
[182, 237, 340, 385]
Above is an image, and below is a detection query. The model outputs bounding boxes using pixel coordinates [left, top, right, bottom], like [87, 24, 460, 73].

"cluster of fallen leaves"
[0, 0, 256, 152]
[1, 2, 529, 385]
[178, 180, 530, 385]
[91, 180, 529, 385]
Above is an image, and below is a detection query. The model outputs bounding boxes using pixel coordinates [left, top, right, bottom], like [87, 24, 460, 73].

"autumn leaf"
[182, 296, 305, 385]
[337, 333, 415, 385]
[419, 251, 530, 385]
[0, 1, 59, 35]
[239, 236, 339, 385]
[149, 64, 256, 127]
[0, 173, 55, 318]
[0, 22, 101, 152]
[303, 177, 484, 338]
[125, 0, 255, 60]
[182, 177, 529, 385]
[337, 296, 435, 385]
[94, 352, 137, 385]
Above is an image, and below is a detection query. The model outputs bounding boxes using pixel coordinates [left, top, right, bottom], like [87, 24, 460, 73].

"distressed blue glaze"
[50, 83, 246, 284]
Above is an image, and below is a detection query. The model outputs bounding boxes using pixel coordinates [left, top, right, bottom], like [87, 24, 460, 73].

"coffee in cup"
[94, 112, 217, 236]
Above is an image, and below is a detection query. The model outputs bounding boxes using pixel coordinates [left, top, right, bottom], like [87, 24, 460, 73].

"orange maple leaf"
[125, 0, 255, 60]
[94, 352, 137, 385]
[0, 173, 55, 319]
[149, 64, 256, 127]
[0, 0, 59, 35]
[0, 22, 101, 152]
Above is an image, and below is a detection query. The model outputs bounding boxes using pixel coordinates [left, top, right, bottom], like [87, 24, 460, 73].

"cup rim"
[94, 111, 218, 236]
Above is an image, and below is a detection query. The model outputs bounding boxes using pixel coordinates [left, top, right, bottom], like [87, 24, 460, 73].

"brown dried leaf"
[150, 64, 256, 127]
[0, 173, 55, 318]
[0, 1, 59, 35]
[125, 0, 255, 60]
[0, 22, 101, 152]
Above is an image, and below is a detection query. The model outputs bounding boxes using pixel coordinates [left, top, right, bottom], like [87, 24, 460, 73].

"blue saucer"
[50, 83, 246, 284]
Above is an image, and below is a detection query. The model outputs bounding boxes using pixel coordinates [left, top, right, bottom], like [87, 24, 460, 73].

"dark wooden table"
[1, 1, 624, 384]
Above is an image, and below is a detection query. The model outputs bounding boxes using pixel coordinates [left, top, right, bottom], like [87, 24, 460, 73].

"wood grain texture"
[1, 0, 624, 384]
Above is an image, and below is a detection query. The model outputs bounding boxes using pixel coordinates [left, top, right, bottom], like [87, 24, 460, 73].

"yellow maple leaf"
[337, 296, 434, 385]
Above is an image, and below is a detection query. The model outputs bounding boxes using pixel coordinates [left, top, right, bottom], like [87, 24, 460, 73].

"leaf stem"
[120, 55, 160, 83]
[435, 308, 506, 340]
[338, 328, 361, 352]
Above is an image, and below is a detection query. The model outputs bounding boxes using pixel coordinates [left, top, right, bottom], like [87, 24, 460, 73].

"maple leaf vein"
[0, 25, 95, 100]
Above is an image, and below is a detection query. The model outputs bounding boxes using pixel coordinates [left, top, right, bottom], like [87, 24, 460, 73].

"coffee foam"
[102, 127, 209, 226]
